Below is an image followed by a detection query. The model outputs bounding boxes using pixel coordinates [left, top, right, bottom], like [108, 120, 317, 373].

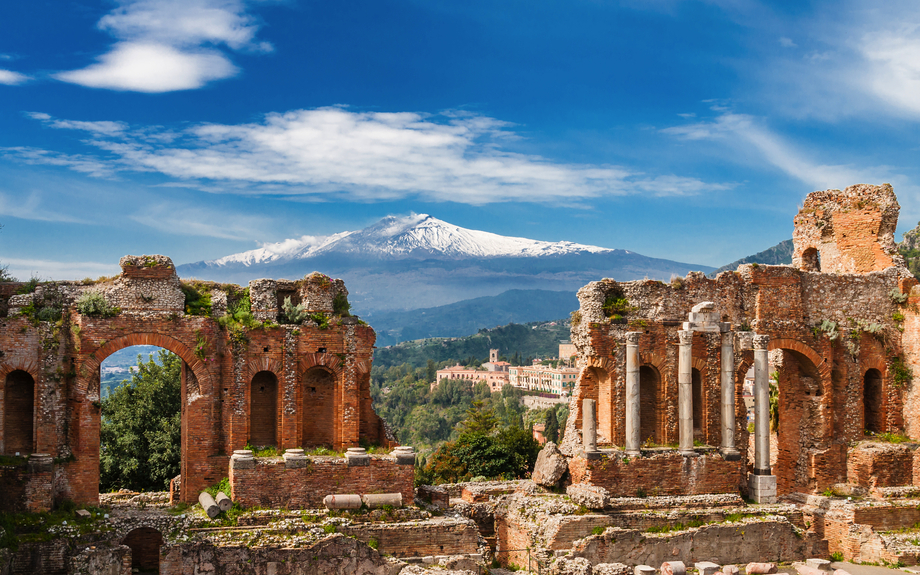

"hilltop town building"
[509, 364, 579, 395]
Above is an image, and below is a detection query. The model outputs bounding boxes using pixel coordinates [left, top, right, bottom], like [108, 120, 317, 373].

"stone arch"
[639, 364, 662, 445]
[303, 366, 336, 447]
[297, 353, 344, 377]
[801, 247, 821, 272]
[768, 338, 830, 388]
[583, 356, 617, 444]
[122, 526, 164, 574]
[77, 332, 214, 399]
[3, 370, 35, 455]
[250, 371, 279, 447]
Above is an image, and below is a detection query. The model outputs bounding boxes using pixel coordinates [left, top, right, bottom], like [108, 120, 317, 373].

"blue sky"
[2, 0, 920, 280]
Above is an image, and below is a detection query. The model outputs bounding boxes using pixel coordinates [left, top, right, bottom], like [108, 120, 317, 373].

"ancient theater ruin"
[10, 183, 920, 574]
[0, 260, 410, 511]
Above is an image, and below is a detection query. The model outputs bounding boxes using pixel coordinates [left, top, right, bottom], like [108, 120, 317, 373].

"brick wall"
[230, 456, 413, 509]
[568, 451, 743, 497]
[340, 519, 479, 557]
[847, 443, 915, 489]
[0, 459, 53, 513]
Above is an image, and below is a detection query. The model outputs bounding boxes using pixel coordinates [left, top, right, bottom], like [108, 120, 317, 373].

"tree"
[426, 359, 437, 382]
[459, 400, 498, 434]
[100, 350, 181, 492]
[544, 407, 559, 443]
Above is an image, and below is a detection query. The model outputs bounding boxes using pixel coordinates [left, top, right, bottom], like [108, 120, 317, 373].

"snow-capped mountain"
[178, 214, 713, 314]
[208, 214, 614, 267]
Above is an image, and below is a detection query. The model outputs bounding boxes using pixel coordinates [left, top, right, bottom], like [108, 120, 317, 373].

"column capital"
[721, 330, 734, 345]
[753, 333, 770, 350]
[678, 330, 693, 345]
[625, 331, 642, 345]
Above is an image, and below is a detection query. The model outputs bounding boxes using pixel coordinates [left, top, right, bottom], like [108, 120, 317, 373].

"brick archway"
[768, 338, 831, 381]
[76, 332, 214, 399]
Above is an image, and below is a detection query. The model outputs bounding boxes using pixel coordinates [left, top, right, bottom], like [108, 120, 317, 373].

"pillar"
[625, 332, 641, 455]
[749, 333, 777, 503]
[583, 398, 599, 458]
[678, 330, 694, 455]
[752, 334, 770, 474]
[720, 328, 739, 459]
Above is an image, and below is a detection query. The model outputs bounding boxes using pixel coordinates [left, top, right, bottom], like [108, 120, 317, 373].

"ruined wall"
[565, 184, 918, 497]
[340, 519, 480, 558]
[0, 255, 391, 507]
[229, 456, 414, 509]
[792, 184, 904, 274]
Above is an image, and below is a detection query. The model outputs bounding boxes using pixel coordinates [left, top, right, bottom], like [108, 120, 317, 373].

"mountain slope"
[368, 289, 578, 347]
[179, 214, 714, 313]
[709, 239, 794, 277]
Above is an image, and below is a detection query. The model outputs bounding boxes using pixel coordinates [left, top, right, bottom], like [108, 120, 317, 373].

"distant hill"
[367, 289, 578, 347]
[709, 239, 794, 277]
[373, 320, 571, 370]
[178, 214, 714, 314]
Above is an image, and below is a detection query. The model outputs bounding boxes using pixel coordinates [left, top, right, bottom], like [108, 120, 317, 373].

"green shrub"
[830, 552, 844, 562]
[76, 291, 120, 318]
[281, 297, 309, 324]
[181, 283, 212, 317]
[333, 292, 351, 317]
[367, 537, 379, 549]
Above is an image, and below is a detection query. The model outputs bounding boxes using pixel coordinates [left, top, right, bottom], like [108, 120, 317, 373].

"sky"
[2, 0, 920, 280]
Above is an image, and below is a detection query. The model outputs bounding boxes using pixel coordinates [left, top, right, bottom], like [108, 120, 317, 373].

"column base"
[585, 450, 602, 460]
[748, 473, 777, 504]
[719, 447, 741, 461]
[679, 449, 698, 457]
[625, 449, 640, 458]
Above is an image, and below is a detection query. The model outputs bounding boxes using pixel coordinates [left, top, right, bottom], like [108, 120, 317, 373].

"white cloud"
[778, 37, 797, 48]
[27, 112, 129, 136]
[18, 108, 732, 204]
[2, 257, 120, 282]
[861, 29, 920, 116]
[0, 69, 29, 85]
[56, 0, 267, 92]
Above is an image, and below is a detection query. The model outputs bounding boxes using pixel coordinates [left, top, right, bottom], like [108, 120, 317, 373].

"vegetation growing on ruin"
[891, 356, 912, 389]
[280, 296, 309, 324]
[0, 501, 109, 551]
[75, 291, 120, 318]
[181, 281, 213, 316]
[602, 285, 634, 320]
[333, 292, 351, 316]
[100, 349, 181, 492]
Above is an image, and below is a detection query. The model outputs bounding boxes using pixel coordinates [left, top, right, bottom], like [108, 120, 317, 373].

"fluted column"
[625, 332, 642, 455]
[678, 330, 694, 456]
[753, 334, 771, 474]
[720, 328, 739, 459]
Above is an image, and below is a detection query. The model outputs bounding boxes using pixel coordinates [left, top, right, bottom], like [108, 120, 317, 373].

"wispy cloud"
[129, 202, 273, 240]
[0, 69, 30, 85]
[778, 37, 796, 48]
[0, 147, 117, 178]
[662, 110, 904, 191]
[2, 257, 120, 282]
[18, 108, 732, 204]
[55, 0, 271, 92]
[0, 191, 87, 223]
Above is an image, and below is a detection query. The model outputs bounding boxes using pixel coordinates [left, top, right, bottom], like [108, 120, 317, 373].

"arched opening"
[802, 247, 821, 272]
[864, 368, 883, 434]
[3, 370, 35, 455]
[99, 346, 181, 493]
[639, 365, 660, 445]
[123, 527, 163, 574]
[303, 367, 335, 447]
[692, 368, 703, 435]
[250, 371, 278, 447]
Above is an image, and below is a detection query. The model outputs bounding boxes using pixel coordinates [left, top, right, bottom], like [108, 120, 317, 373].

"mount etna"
[178, 214, 715, 322]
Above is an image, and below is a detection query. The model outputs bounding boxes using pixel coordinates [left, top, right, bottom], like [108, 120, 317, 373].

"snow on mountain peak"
[205, 214, 613, 267]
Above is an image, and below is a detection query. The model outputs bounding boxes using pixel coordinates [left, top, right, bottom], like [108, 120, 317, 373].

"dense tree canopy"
[100, 350, 181, 492]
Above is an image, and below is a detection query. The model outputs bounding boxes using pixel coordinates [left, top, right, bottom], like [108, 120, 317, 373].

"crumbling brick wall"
[0, 255, 393, 506]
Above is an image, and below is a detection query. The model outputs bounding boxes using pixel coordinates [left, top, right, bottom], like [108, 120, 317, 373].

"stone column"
[583, 398, 600, 458]
[720, 327, 739, 460]
[752, 334, 771, 474]
[749, 333, 777, 503]
[625, 332, 642, 455]
[678, 330, 695, 456]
